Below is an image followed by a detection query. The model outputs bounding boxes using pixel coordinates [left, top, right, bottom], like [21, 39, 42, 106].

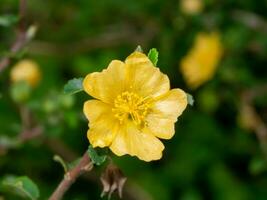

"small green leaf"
[63, 78, 84, 95]
[53, 155, 68, 173]
[87, 145, 107, 166]
[135, 45, 143, 53]
[1, 176, 40, 200]
[0, 14, 18, 27]
[26, 25, 38, 40]
[148, 48, 159, 66]
[187, 93, 194, 106]
[0, 136, 21, 149]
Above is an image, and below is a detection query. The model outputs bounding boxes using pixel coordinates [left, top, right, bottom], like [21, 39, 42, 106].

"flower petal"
[125, 52, 170, 98]
[110, 121, 164, 161]
[84, 100, 118, 147]
[83, 60, 126, 104]
[146, 89, 188, 139]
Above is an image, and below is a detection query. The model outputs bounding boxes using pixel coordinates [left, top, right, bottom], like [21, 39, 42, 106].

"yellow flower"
[180, 32, 223, 89]
[83, 52, 188, 161]
[180, 0, 203, 15]
[10, 59, 41, 87]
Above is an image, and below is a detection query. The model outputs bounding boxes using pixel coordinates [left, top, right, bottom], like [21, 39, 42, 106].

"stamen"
[112, 91, 150, 125]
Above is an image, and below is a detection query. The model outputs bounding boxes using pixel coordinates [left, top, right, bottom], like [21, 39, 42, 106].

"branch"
[19, 0, 27, 30]
[241, 84, 267, 158]
[0, 0, 31, 73]
[49, 152, 93, 200]
[232, 10, 267, 34]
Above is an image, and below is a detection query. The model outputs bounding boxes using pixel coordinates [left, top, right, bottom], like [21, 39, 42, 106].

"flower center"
[112, 91, 150, 125]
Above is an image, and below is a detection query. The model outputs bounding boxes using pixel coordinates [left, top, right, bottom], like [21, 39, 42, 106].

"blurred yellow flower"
[10, 59, 41, 87]
[180, 32, 223, 89]
[180, 0, 203, 15]
[83, 52, 188, 161]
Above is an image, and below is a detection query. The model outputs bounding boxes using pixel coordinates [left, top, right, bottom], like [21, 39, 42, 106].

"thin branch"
[19, 0, 27, 31]
[49, 152, 93, 200]
[241, 84, 267, 158]
[0, 0, 30, 73]
[232, 10, 267, 34]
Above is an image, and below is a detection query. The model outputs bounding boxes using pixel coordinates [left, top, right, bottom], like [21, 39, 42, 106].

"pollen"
[112, 91, 150, 125]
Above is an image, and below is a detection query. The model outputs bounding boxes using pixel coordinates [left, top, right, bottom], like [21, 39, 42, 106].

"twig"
[49, 151, 93, 200]
[232, 10, 267, 34]
[241, 84, 267, 158]
[0, 0, 30, 73]
[19, 0, 27, 31]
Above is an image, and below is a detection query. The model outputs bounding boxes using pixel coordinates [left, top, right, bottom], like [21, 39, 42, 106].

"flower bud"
[10, 59, 41, 87]
[180, 0, 203, 15]
[100, 164, 127, 199]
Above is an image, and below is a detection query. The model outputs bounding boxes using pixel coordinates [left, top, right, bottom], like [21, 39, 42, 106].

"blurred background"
[1, 0, 267, 199]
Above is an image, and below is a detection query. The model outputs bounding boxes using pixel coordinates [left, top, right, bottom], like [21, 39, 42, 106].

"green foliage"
[1, 1, 267, 200]
[148, 48, 159, 66]
[1, 176, 40, 200]
[63, 78, 84, 95]
[0, 14, 18, 27]
[0, 135, 21, 149]
[10, 81, 31, 103]
[87, 145, 107, 166]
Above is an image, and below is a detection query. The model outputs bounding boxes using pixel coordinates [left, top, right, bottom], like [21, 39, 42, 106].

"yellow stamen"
[112, 91, 150, 125]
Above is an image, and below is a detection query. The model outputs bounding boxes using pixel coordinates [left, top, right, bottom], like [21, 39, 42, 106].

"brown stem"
[49, 152, 93, 200]
[0, 0, 29, 73]
[19, 0, 27, 31]
[19, 105, 31, 130]
[232, 10, 267, 34]
[241, 84, 267, 158]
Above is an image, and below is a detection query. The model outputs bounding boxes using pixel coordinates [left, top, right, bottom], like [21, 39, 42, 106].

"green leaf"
[148, 48, 159, 66]
[0, 136, 21, 149]
[187, 93, 194, 106]
[1, 176, 40, 200]
[87, 145, 107, 166]
[63, 78, 84, 95]
[0, 15, 18, 27]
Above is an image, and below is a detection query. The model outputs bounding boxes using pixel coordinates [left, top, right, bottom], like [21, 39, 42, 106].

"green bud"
[10, 81, 31, 103]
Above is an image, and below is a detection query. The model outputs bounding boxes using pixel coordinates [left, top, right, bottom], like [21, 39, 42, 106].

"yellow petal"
[84, 100, 118, 147]
[146, 89, 188, 139]
[83, 60, 126, 104]
[110, 121, 164, 161]
[83, 100, 110, 122]
[180, 32, 223, 89]
[125, 52, 170, 98]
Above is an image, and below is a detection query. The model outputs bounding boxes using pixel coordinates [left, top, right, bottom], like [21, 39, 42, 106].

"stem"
[0, 0, 29, 73]
[49, 152, 93, 200]
[232, 10, 267, 33]
[241, 84, 267, 159]
[19, 0, 27, 31]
